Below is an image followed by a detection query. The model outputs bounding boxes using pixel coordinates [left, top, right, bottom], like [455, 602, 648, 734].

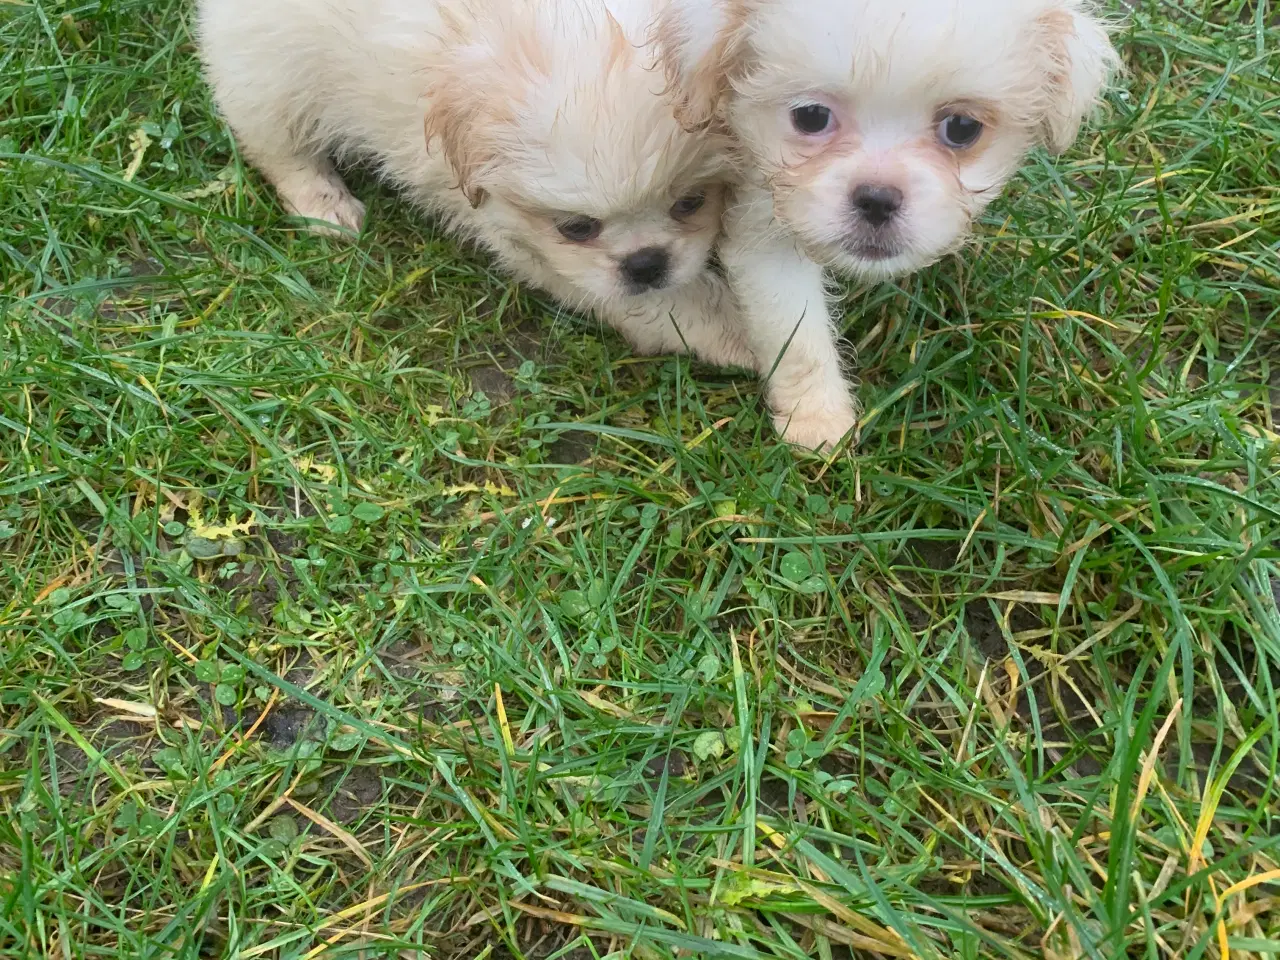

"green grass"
[2, 0, 1279, 957]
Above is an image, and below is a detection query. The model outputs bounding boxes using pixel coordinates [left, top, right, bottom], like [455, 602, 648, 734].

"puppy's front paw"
[282, 180, 366, 236]
[774, 398, 859, 452]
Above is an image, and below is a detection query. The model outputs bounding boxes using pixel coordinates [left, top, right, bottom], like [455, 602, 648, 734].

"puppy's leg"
[721, 188, 858, 450]
[238, 137, 366, 235]
[210, 85, 365, 234]
[199, 1, 364, 235]
[600, 272, 758, 371]
[262, 153, 366, 235]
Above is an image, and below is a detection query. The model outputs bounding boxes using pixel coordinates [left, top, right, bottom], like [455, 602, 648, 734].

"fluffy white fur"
[197, 0, 757, 370]
[658, 0, 1119, 448]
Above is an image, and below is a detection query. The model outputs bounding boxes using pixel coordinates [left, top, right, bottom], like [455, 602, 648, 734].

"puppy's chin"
[831, 246, 939, 282]
[789, 228, 953, 283]
[781, 194, 976, 282]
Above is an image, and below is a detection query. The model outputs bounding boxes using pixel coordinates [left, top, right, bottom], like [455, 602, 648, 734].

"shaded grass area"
[2, 0, 1279, 957]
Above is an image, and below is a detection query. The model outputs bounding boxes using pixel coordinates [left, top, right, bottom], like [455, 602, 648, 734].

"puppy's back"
[197, 0, 694, 217]
[197, 0, 453, 166]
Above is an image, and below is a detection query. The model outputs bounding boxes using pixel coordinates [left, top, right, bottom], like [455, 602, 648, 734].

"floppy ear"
[423, 77, 490, 208]
[1036, 1, 1120, 154]
[653, 0, 748, 130]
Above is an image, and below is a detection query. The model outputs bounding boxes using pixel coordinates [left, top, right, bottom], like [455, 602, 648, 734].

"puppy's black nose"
[851, 184, 904, 227]
[620, 247, 671, 290]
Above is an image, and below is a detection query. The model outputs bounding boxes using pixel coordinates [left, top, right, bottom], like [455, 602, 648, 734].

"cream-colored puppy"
[658, 0, 1119, 448]
[197, 0, 756, 370]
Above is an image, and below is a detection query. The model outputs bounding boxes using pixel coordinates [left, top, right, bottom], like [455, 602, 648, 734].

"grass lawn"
[2, 0, 1279, 957]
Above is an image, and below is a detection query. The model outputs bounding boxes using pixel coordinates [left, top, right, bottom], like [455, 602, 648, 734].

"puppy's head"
[425, 5, 732, 304]
[659, 0, 1119, 279]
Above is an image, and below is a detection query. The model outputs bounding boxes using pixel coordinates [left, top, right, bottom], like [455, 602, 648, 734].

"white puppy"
[197, 0, 756, 370]
[658, 0, 1119, 448]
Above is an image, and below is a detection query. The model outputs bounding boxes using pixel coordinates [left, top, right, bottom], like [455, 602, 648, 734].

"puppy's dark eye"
[670, 191, 707, 219]
[938, 113, 984, 149]
[791, 104, 834, 135]
[557, 216, 603, 243]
